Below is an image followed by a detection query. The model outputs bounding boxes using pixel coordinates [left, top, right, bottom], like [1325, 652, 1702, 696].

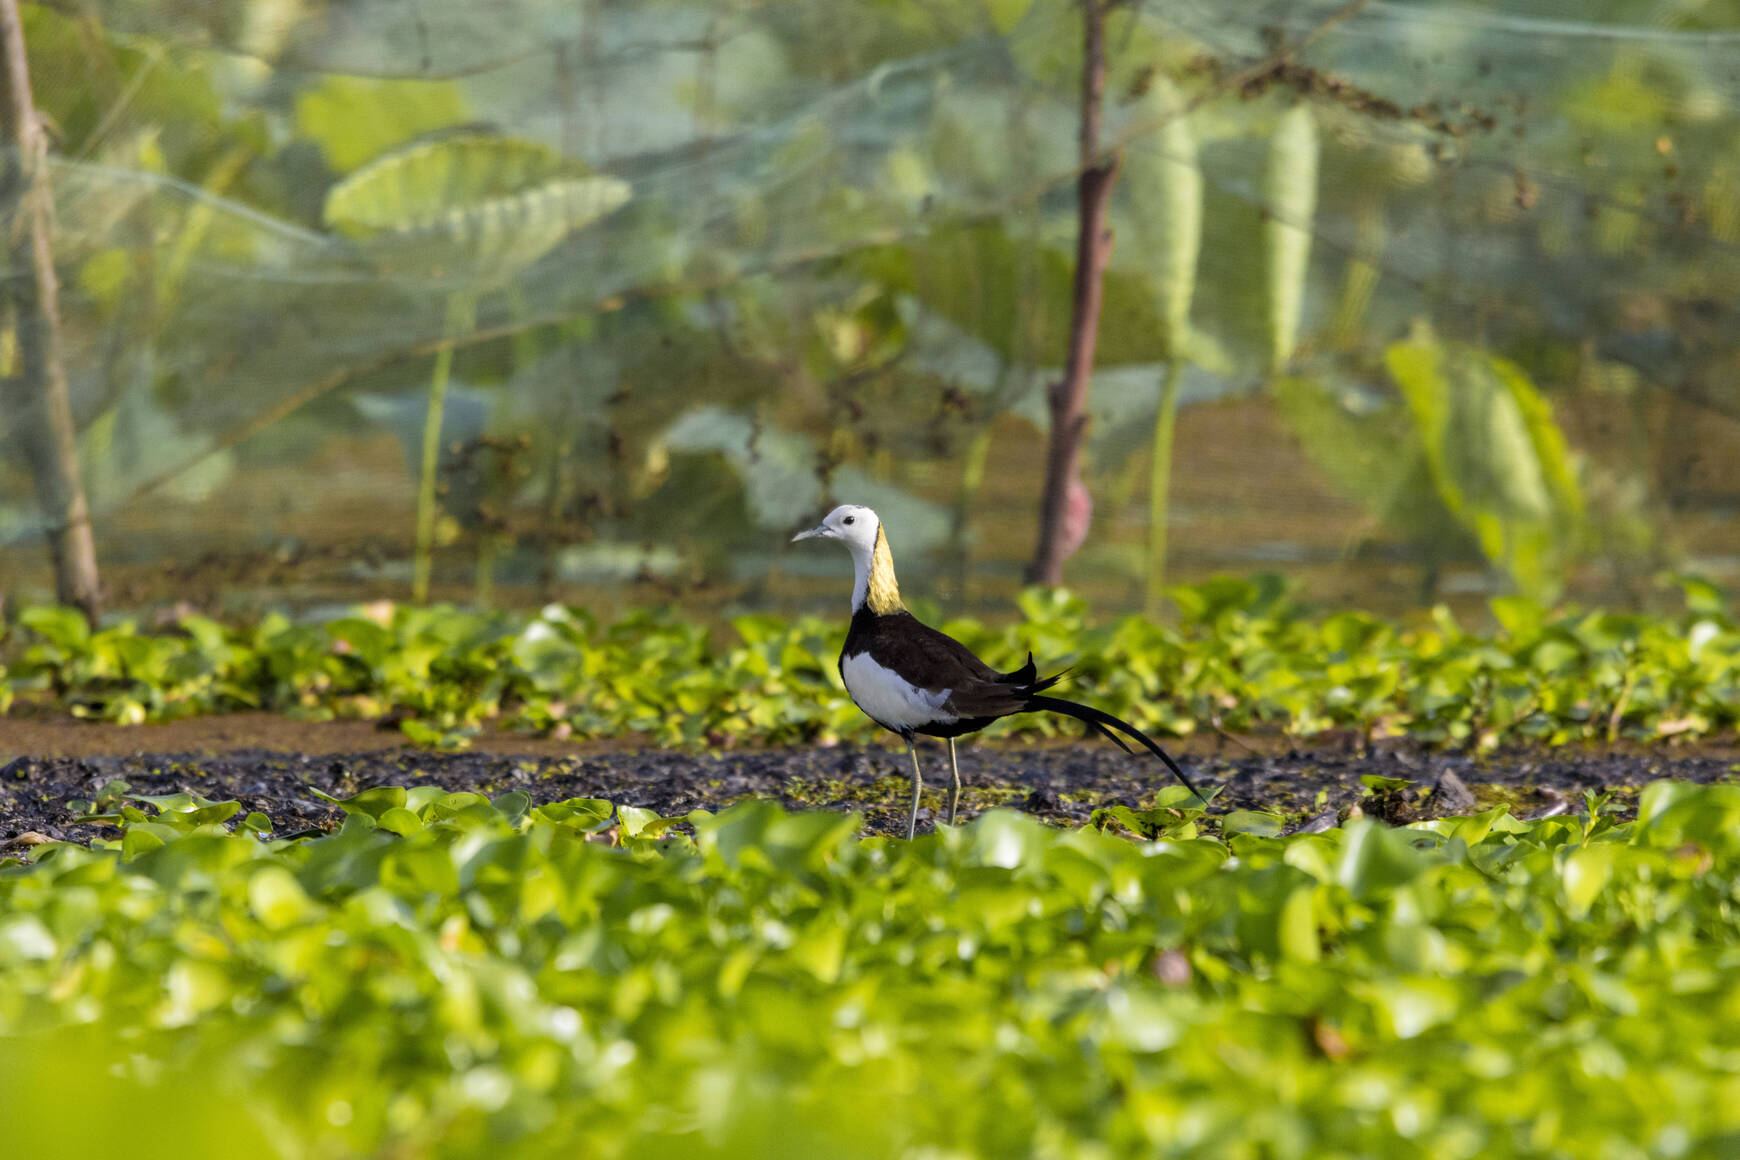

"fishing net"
[3, 0, 1737, 617]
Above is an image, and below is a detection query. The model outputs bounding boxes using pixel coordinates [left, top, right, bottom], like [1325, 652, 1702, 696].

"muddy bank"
[1, 737, 1734, 843]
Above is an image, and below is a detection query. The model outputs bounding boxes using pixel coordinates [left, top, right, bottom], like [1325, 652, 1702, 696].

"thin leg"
[903, 734, 924, 840]
[946, 737, 962, 825]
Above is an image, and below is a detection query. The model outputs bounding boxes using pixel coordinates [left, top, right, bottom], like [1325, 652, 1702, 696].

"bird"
[791, 503, 1206, 839]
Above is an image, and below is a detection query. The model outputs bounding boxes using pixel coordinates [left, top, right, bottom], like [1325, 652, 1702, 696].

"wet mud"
[1, 733, 1734, 844]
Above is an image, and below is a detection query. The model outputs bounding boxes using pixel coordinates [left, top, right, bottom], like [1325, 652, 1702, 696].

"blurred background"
[3, 0, 1738, 623]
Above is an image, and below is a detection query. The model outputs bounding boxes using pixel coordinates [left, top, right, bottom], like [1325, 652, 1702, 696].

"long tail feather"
[1089, 720, 1133, 754]
[1025, 695, 1205, 803]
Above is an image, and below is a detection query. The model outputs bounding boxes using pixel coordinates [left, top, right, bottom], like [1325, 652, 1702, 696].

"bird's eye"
[843, 516, 855, 525]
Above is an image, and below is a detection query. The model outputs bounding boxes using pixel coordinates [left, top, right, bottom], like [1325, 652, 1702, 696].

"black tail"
[1025, 694, 1206, 804]
[1001, 651, 1067, 696]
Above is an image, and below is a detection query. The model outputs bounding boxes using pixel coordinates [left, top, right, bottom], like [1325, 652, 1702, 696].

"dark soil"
[1, 731, 1735, 844]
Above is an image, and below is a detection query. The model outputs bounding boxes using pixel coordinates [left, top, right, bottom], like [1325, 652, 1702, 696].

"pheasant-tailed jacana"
[791, 504, 1205, 838]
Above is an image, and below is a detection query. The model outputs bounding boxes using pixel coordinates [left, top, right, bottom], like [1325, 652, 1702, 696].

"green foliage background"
[4, 0, 1740, 611]
[5, 575, 1738, 749]
[4, 780, 1740, 1157]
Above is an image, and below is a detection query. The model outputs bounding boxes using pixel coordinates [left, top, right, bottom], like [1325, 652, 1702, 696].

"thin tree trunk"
[0, 0, 101, 623]
[1027, 0, 1117, 585]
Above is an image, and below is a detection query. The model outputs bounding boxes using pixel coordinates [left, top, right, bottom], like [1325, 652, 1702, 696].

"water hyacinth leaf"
[376, 807, 424, 836]
[19, 604, 91, 654]
[969, 809, 1052, 870]
[1093, 804, 1158, 838]
[398, 718, 471, 749]
[121, 824, 177, 859]
[0, 915, 56, 964]
[427, 791, 490, 819]
[1443, 805, 1509, 847]
[787, 918, 846, 983]
[312, 785, 408, 820]
[1368, 977, 1459, 1039]
[617, 805, 674, 839]
[1666, 573, 1731, 616]
[1104, 986, 1184, 1052]
[1633, 780, 1740, 849]
[247, 865, 314, 930]
[1, 788, 1739, 1153]
[1277, 884, 1320, 962]
[1221, 810, 1284, 838]
[1336, 818, 1431, 899]
[1561, 844, 1618, 918]
[7, 590, 1740, 751]
[491, 791, 532, 824]
[406, 785, 452, 815]
[327, 617, 396, 668]
[764, 810, 862, 872]
[536, 798, 616, 831]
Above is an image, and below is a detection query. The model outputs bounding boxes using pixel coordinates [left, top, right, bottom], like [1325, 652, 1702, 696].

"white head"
[791, 504, 902, 614]
[790, 504, 880, 554]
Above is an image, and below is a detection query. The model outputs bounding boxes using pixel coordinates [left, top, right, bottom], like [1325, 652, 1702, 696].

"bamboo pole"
[0, 0, 101, 623]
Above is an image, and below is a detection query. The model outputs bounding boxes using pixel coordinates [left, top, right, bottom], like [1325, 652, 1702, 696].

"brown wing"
[856, 615, 1035, 720]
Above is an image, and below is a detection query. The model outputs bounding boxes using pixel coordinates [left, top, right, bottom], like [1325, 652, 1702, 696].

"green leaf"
[323, 136, 631, 288]
[1561, 844, 1617, 918]
[19, 606, 90, 653]
[1277, 885, 1320, 962]
[293, 75, 470, 173]
[1221, 810, 1285, 838]
[376, 807, 424, 837]
[1385, 323, 1583, 601]
[0, 915, 56, 963]
[247, 866, 314, 930]
[312, 785, 407, 821]
[1126, 78, 1201, 360]
[1336, 818, 1431, 899]
[617, 805, 672, 839]
[537, 798, 616, 831]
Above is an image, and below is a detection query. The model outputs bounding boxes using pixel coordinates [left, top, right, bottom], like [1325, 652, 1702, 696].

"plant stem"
[1144, 359, 1184, 619]
[950, 424, 997, 603]
[1326, 191, 1384, 351]
[476, 535, 497, 608]
[412, 291, 476, 604]
[0, 0, 101, 624]
[504, 283, 539, 372]
[1607, 664, 1637, 744]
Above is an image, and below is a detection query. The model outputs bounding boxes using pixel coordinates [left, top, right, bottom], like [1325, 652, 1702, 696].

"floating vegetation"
[4, 575, 1737, 751]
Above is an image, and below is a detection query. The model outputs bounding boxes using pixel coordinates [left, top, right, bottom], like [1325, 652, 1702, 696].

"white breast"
[841, 652, 957, 732]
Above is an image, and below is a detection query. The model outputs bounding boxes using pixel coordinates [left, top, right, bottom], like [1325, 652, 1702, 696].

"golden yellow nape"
[865, 525, 904, 615]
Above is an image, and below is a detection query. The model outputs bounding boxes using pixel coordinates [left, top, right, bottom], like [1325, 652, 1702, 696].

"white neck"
[848, 540, 874, 613]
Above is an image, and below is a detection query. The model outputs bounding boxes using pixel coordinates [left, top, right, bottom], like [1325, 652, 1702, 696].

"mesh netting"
[3, 0, 1738, 616]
